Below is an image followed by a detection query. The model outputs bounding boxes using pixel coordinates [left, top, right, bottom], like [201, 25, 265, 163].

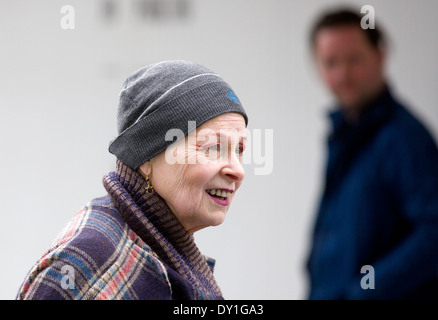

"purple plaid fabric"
[16, 161, 223, 300]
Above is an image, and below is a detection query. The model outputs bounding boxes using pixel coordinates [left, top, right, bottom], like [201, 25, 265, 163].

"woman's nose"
[221, 160, 245, 182]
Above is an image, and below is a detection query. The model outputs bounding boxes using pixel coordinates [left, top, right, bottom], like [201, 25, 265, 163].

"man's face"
[314, 25, 385, 113]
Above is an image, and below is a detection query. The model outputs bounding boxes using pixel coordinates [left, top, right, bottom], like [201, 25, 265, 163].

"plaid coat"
[17, 161, 223, 300]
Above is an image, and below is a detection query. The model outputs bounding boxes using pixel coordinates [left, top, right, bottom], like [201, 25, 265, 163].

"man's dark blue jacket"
[307, 86, 438, 299]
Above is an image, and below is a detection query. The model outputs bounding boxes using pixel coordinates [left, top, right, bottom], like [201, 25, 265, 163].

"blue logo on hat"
[226, 88, 240, 104]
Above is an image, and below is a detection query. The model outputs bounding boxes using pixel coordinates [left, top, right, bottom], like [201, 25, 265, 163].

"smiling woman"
[16, 60, 248, 300]
[139, 113, 247, 235]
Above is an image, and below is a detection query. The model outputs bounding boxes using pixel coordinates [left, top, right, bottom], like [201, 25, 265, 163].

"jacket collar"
[328, 85, 396, 141]
[320, 85, 398, 199]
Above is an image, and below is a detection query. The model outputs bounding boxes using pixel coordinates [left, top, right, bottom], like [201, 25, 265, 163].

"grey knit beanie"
[108, 60, 248, 170]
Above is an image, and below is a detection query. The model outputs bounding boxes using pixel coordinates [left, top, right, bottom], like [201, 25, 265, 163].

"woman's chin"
[208, 210, 227, 227]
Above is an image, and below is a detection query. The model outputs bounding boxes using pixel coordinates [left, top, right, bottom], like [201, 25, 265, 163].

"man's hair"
[309, 7, 385, 50]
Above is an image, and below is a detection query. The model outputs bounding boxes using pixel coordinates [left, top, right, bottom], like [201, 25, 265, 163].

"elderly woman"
[16, 60, 248, 300]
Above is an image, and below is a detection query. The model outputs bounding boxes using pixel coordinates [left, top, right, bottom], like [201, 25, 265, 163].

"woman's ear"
[137, 161, 152, 179]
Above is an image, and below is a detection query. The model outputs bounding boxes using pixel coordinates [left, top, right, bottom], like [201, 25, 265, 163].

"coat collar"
[328, 85, 396, 141]
[102, 160, 223, 299]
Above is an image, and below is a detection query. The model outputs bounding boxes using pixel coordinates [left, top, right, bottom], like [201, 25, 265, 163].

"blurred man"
[306, 8, 438, 299]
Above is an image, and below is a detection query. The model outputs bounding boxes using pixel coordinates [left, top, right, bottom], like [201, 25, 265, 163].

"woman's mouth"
[206, 189, 233, 206]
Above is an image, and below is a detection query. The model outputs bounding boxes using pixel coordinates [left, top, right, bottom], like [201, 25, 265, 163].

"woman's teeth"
[207, 189, 232, 198]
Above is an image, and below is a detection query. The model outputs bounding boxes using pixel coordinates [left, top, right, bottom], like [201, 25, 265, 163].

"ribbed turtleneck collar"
[102, 160, 223, 300]
[113, 159, 191, 244]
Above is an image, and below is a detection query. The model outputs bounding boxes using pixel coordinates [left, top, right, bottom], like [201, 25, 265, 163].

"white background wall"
[1, 0, 437, 300]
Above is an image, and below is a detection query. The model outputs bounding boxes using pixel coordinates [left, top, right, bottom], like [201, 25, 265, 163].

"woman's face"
[139, 112, 247, 234]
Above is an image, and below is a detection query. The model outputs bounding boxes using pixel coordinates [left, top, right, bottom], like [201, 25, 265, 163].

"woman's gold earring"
[145, 175, 154, 194]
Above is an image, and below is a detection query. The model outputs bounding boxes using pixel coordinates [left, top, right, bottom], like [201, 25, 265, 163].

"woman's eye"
[200, 143, 244, 160]
[205, 144, 220, 157]
[236, 144, 245, 155]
